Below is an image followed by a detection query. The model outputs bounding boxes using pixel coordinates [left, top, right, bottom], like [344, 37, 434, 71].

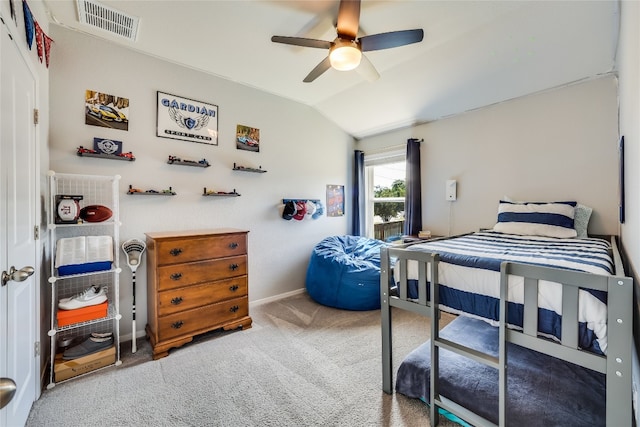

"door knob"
[1, 265, 35, 286]
[0, 378, 17, 409]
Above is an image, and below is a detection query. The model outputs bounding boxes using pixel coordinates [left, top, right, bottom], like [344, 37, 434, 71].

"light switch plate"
[446, 180, 457, 201]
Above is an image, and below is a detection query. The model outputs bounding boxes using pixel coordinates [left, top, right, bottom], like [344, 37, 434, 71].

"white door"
[0, 20, 39, 427]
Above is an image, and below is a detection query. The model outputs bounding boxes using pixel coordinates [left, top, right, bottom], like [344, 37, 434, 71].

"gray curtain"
[352, 150, 365, 236]
[404, 139, 422, 236]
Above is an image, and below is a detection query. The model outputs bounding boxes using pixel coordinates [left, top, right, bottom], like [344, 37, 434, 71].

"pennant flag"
[34, 21, 44, 62]
[22, 0, 34, 49]
[43, 32, 54, 68]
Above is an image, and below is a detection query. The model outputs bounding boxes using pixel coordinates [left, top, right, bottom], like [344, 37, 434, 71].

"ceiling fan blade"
[303, 57, 332, 83]
[360, 29, 424, 52]
[336, 0, 360, 39]
[271, 36, 332, 50]
[356, 54, 379, 82]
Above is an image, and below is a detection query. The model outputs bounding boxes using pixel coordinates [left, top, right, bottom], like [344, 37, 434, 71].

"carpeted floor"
[26, 292, 458, 427]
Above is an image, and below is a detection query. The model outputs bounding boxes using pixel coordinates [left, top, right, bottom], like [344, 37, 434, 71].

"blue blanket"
[396, 315, 605, 426]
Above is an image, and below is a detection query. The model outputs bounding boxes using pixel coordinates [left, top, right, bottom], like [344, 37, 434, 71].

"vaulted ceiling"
[44, 0, 620, 139]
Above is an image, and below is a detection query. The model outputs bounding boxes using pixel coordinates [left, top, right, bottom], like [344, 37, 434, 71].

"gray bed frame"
[380, 235, 633, 427]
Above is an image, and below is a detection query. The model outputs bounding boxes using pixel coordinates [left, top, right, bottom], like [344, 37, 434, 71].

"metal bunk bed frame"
[380, 236, 632, 426]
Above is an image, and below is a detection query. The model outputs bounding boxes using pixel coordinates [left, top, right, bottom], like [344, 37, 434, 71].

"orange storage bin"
[57, 302, 108, 327]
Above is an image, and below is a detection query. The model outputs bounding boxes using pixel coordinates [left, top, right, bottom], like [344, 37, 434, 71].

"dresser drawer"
[156, 234, 246, 266]
[158, 297, 248, 342]
[157, 255, 247, 291]
[158, 276, 247, 316]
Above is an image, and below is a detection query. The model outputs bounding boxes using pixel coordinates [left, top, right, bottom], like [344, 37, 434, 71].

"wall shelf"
[77, 146, 135, 161]
[282, 198, 321, 204]
[168, 155, 210, 168]
[233, 163, 266, 173]
[127, 185, 176, 196]
[203, 187, 241, 197]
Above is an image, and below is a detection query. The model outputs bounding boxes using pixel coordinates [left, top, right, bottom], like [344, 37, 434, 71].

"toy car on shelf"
[127, 187, 142, 194]
[203, 188, 240, 196]
[77, 146, 98, 155]
[167, 155, 210, 167]
[78, 146, 135, 161]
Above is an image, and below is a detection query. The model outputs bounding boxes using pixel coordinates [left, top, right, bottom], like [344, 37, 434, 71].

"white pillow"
[493, 200, 578, 238]
[502, 196, 591, 238]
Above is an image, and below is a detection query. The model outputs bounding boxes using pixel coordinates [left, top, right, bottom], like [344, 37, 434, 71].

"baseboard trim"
[250, 288, 306, 307]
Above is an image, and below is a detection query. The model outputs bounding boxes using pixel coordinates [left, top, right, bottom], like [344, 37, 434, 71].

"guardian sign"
[156, 91, 218, 145]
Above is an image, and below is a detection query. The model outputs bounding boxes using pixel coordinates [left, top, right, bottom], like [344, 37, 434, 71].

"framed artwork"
[93, 137, 123, 155]
[236, 124, 260, 152]
[157, 91, 218, 145]
[326, 185, 344, 217]
[85, 90, 130, 131]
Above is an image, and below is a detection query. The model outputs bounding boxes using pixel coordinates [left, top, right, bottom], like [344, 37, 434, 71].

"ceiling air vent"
[76, 0, 139, 42]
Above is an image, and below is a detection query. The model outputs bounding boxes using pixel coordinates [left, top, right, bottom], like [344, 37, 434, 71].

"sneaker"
[90, 332, 112, 339]
[58, 285, 107, 310]
[58, 285, 107, 303]
[62, 335, 113, 360]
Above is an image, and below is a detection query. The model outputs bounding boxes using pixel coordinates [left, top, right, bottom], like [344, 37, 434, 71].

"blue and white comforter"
[394, 231, 613, 354]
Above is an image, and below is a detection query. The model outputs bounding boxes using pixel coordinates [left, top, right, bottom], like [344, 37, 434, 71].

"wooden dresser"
[145, 228, 251, 359]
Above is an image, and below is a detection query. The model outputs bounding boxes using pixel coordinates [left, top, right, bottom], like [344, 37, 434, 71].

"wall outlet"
[446, 180, 457, 201]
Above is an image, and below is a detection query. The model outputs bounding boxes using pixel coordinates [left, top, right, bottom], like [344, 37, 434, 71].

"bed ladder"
[428, 265, 507, 427]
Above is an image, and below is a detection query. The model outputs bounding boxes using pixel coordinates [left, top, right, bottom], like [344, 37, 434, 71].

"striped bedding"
[393, 231, 614, 354]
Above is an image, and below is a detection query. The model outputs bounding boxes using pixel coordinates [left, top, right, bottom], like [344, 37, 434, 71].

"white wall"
[48, 25, 353, 340]
[619, 2, 640, 275]
[358, 76, 619, 237]
[617, 1, 640, 421]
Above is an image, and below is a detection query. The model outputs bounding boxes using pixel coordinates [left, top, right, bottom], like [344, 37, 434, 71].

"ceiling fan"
[271, 0, 424, 83]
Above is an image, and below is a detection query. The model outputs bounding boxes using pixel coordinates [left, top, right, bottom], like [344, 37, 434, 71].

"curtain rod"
[361, 139, 423, 156]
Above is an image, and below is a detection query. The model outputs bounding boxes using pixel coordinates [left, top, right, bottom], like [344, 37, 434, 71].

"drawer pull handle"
[228, 242, 238, 249]
[170, 273, 183, 281]
[171, 321, 184, 329]
[229, 263, 239, 271]
[169, 248, 183, 257]
[229, 305, 239, 313]
[171, 297, 183, 305]
[229, 284, 239, 292]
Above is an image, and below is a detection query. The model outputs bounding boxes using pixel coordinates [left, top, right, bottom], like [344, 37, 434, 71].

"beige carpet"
[26, 292, 458, 427]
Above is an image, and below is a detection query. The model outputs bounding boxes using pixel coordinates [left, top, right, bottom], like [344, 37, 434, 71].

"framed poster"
[156, 91, 218, 145]
[85, 90, 129, 131]
[236, 124, 260, 152]
[326, 185, 344, 217]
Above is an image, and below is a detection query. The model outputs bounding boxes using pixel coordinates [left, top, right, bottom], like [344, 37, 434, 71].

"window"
[364, 150, 406, 241]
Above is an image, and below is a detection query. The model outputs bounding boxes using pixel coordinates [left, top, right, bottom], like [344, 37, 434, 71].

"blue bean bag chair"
[305, 235, 388, 311]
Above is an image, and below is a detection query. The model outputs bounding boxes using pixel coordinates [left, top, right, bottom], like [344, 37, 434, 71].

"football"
[80, 205, 113, 222]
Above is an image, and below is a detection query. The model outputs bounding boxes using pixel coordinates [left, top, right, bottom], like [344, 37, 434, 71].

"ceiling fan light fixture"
[329, 39, 362, 71]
